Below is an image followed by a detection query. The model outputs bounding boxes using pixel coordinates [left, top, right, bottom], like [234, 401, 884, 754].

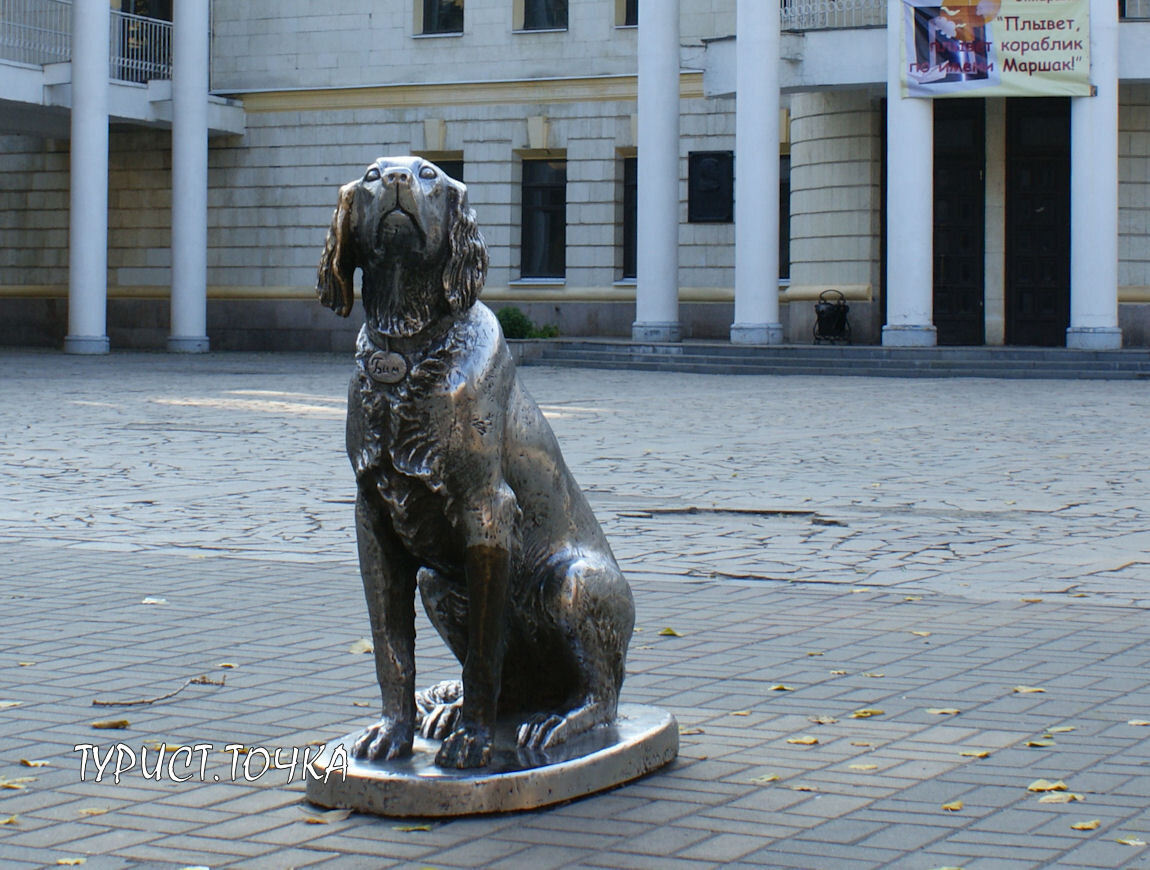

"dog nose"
[382, 166, 413, 186]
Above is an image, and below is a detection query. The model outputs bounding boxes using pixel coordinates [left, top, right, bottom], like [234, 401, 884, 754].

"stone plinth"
[305, 704, 678, 817]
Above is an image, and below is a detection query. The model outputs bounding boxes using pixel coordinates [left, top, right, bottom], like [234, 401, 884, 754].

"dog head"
[316, 156, 488, 335]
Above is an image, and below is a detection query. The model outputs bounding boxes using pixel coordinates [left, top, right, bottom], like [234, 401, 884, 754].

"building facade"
[2, 0, 1149, 350]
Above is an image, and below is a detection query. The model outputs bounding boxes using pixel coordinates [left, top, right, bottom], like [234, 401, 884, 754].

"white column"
[882, 0, 936, 346]
[65, 0, 110, 354]
[731, 0, 782, 345]
[1068, 0, 1121, 349]
[633, 0, 681, 342]
[169, 0, 211, 352]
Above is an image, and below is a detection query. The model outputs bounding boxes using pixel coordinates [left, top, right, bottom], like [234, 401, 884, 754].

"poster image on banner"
[901, 0, 1092, 98]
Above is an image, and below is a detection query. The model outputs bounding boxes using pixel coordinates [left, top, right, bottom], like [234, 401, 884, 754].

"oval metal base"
[305, 704, 679, 817]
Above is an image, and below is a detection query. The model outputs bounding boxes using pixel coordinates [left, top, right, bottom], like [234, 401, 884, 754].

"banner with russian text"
[901, 0, 1091, 97]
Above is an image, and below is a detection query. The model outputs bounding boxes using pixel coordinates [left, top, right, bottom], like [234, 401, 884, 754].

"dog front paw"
[351, 716, 414, 761]
[435, 723, 492, 769]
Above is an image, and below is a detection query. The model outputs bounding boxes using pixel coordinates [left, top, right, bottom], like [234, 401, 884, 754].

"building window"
[433, 159, 464, 183]
[688, 151, 734, 223]
[779, 155, 790, 280]
[120, 0, 171, 19]
[521, 159, 567, 278]
[621, 0, 638, 26]
[621, 156, 637, 279]
[422, 0, 463, 34]
[523, 0, 567, 30]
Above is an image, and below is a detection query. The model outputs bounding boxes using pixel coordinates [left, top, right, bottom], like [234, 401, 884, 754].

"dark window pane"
[688, 151, 734, 223]
[122, 0, 171, 20]
[622, 157, 637, 279]
[423, 0, 463, 34]
[524, 0, 567, 29]
[522, 160, 567, 278]
[624, 0, 638, 25]
[435, 160, 464, 183]
[779, 156, 790, 280]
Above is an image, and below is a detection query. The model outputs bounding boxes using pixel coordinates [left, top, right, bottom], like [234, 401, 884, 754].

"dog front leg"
[351, 487, 419, 761]
[435, 492, 515, 769]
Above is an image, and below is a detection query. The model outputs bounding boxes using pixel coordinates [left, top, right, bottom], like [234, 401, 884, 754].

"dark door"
[933, 100, 986, 345]
[1005, 98, 1071, 346]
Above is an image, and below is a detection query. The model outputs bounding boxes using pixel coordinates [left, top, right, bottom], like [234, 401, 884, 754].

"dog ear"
[316, 180, 358, 317]
[442, 186, 488, 313]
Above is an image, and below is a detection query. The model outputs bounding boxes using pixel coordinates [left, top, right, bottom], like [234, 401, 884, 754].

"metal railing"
[781, 0, 887, 31]
[110, 7, 172, 82]
[0, 0, 173, 80]
[0, 0, 71, 66]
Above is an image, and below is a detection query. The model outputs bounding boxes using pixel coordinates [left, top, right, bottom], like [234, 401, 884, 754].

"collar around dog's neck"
[361, 314, 458, 385]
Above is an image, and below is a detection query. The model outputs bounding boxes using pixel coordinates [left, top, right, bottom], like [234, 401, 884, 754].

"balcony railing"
[781, 0, 887, 31]
[0, 0, 173, 81]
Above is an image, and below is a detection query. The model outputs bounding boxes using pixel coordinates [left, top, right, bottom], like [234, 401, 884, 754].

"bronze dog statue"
[316, 156, 634, 769]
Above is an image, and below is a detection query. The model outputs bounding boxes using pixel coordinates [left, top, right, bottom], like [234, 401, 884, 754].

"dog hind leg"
[516, 554, 634, 751]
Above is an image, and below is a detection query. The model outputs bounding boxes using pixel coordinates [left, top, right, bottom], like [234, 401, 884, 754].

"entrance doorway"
[1005, 98, 1071, 346]
[933, 100, 986, 345]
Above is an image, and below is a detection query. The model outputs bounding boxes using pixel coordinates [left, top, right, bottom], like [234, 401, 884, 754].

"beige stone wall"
[786, 89, 883, 341]
[209, 0, 736, 93]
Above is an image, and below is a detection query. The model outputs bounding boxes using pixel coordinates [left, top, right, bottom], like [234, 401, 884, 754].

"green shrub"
[497, 306, 534, 339]
[496, 306, 560, 339]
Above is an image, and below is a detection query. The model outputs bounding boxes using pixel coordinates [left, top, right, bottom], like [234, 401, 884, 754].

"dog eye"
[364, 167, 381, 182]
[419, 165, 437, 180]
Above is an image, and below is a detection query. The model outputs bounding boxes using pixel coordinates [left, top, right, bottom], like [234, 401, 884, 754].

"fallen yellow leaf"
[1014, 686, 1046, 694]
[730, 710, 751, 716]
[0, 701, 23, 709]
[217, 662, 239, 669]
[91, 720, 130, 730]
[1048, 726, 1076, 734]
[808, 714, 838, 725]
[17, 662, 35, 667]
[1128, 720, 1150, 727]
[679, 726, 704, 736]
[1028, 779, 1069, 793]
[18, 759, 49, 768]
[1021, 598, 1044, 604]
[393, 823, 433, 832]
[942, 800, 964, 812]
[850, 709, 884, 719]
[352, 701, 371, 708]
[657, 627, 683, 637]
[749, 773, 780, 784]
[807, 651, 824, 657]
[830, 670, 848, 676]
[862, 673, 885, 679]
[851, 741, 874, 747]
[767, 685, 794, 692]
[78, 808, 108, 816]
[849, 764, 878, 771]
[791, 784, 817, 792]
[787, 736, 819, 745]
[347, 638, 373, 654]
[928, 708, 961, 716]
[1039, 792, 1085, 804]
[960, 750, 990, 759]
[56, 861, 86, 867]
[911, 631, 932, 638]
[0, 815, 16, 825]
[1072, 819, 1101, 831]
[1117, 836, 1148, 846]
[1027, 739, 1055, 748]
[904, 596, 922, 602]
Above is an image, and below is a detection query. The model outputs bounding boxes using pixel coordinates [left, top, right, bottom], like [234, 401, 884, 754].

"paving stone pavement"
[2, 348, 1150, 869]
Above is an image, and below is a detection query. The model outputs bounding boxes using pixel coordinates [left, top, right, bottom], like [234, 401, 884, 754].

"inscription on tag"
[367, 351, 407, 384]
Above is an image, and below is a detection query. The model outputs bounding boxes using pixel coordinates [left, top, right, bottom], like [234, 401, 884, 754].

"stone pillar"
[1068, 0, 1121, 349]
[633, 0, 681, 342]
[882, 0, 936, 347]
[65, 0, 110, 354]
[730, 0, 782, 345]
[169, 0, 211, 353]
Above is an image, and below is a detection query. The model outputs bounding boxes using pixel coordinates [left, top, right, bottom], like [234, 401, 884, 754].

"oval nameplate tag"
[367, 350, 407, 384]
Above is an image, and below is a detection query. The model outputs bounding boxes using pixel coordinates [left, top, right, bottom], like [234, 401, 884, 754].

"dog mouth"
[376, 206, 426, 247]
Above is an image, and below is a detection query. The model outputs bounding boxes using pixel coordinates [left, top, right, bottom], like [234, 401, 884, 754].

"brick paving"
[2, 348, 1150, 869]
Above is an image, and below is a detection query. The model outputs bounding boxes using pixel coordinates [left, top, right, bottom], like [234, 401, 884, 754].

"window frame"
[417, 0, 464, 36]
